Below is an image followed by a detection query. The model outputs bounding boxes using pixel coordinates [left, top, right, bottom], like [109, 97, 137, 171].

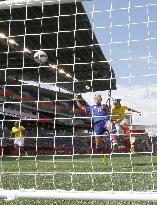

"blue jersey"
[85, 105, 109, 124]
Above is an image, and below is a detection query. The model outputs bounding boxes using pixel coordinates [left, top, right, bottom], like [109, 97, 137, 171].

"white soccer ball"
[34, 50, 48, 64]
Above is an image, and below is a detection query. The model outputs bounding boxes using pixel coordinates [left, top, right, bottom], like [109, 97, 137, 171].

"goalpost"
[0, 0, 157, 203]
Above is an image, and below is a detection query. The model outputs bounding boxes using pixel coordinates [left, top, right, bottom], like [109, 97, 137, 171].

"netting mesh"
[0, 0, 157, 203]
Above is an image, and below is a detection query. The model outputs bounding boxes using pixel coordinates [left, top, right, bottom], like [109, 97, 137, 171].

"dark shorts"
[94, 120, 110, 135]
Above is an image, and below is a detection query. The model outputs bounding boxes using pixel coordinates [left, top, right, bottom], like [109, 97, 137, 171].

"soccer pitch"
[0, 154, 157, 205]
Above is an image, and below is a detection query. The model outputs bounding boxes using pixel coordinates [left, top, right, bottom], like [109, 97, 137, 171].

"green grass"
[0, 153, 157, 204]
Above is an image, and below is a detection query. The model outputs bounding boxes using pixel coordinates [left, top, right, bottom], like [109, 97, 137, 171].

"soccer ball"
[34, 50, 48, 64]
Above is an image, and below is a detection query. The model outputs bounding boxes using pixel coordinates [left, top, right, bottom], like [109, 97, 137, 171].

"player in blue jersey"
[75, 94, 117, 152]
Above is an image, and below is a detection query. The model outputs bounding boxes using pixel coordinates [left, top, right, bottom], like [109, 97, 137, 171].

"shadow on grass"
[132, 162, 157, 166]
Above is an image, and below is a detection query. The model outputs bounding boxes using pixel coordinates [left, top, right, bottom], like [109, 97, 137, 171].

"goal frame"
[0, 0, 155, 202]
[1, 190, 157, 201]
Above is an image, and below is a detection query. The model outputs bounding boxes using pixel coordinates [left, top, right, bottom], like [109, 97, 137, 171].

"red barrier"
[1, 144, 145, 156]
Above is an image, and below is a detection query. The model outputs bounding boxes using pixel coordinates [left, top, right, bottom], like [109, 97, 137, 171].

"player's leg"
[95, 136, 103, 151]
[14, 138, 27, 160]
[14, 143, 18, 150]
[116, 119, 130, 148]
[120, 118, 130, 135]
[110, 136, 118, 151]
[14, 139, 20, 160]
[114, 123, 120, 136]
[20, 147, 28, 156]
[93, 122, 104, 153]
[130, 136, 136, 153]
[115, 123, 125, 136]
[105, 121, 118, 151]
[14, 139, 19, 153]
[19, 138, 28, 156]
[111, 141, 118, 151]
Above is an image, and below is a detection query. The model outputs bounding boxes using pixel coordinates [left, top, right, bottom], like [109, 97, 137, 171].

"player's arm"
[11, 129, 15, 138]
[75, 94, 86, 111]
[22, 129, 26, 137]
[127, 108, 141, 115]
[102, 104, 110, 115]
[21, 126, 26, 137]
[11, 132, 14, 138]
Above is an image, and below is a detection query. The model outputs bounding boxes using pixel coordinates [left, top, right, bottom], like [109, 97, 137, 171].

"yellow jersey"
[111, 105, 128, 121]
[12, 126, 25, 138]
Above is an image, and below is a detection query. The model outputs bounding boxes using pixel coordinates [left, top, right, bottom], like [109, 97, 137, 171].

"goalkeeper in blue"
[75, 94, 117, 153]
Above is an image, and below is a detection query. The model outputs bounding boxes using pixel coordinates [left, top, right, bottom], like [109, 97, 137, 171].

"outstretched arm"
[128, 108, 141, 115]
[75, 94, 86, 110]
[20, 126, 26, 137]
[22, 129, 26, 137]
[11, 131, 14, 138]
[102, 104, 110, 115]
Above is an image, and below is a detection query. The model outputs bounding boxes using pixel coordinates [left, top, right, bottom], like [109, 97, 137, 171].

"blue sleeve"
[85, 105, 92, 114]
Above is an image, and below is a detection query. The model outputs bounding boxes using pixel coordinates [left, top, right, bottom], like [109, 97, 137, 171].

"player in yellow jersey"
[111, 99, 141, 153]
[11, 121, 28, 159]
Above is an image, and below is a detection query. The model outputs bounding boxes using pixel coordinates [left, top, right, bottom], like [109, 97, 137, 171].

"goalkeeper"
[111, 99, 141, 152]
[75, 94, 117, 152]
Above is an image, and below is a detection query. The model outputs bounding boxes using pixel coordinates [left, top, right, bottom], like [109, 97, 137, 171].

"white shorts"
[14, 138, 24, 147]
[115, 119, 130, 135]
[120, 118, 130, 125]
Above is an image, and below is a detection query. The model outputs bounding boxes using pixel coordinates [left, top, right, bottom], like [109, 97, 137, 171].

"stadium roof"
[0, 0, 90, 8]
[0, 0, 116, 93]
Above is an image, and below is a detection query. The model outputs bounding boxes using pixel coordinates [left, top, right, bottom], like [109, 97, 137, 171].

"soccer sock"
[122, 125, 130, 134]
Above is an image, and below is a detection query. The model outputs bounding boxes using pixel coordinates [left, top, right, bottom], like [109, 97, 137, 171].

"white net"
[0, 0, 157, 204]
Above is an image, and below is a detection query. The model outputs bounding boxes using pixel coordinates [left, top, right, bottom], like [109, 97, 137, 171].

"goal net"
[0, 0, 157, 203]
